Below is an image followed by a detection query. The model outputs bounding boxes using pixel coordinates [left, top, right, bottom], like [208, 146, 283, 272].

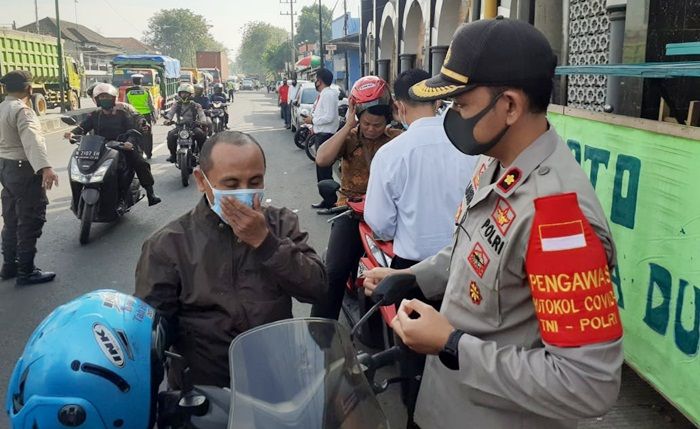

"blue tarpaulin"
[111, 55, 181, 79]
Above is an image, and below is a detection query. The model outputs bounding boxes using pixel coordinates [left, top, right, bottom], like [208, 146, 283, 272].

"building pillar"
[378, 59, 391, 83]
[484, 0, 498, 18]
[430, 45, 449, 76]
[399, 53, 417, 72]
[606, 0, 627, 113]
[471, 0, 482, 21]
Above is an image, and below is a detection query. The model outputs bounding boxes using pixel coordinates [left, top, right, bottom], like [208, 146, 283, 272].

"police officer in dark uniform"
[64, 83, 161, 206]
[0, 70, 58, 285]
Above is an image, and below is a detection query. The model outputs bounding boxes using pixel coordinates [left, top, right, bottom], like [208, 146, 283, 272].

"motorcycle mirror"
[371, 273, 419, 306]
[60, 116, 77, 126]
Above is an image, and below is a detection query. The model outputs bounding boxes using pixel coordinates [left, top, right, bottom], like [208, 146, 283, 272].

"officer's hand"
[122, 142, 134, 151]
[303, 115, 313, 125]
[221, 195, 269, 248]
[392, 299, 454, 355]
[41, 167, 59, 190]
[362, 267, 399, 296]
[63, 132, 73, 140]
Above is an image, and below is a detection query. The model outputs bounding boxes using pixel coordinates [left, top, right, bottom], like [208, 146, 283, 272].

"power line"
[99, 0, 141, 35]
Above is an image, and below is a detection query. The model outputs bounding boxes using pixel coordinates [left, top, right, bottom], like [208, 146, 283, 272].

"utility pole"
[55, 0, 66, 113]
[318, 0, 324, 68]
[280, 0, 297, 74]
[34, 0, 40, 33]
[343, 0, 349, 91]
[74, 0, 78, 26]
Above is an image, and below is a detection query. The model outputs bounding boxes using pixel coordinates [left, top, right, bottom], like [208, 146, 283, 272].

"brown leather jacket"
[135, 197, 327, 387]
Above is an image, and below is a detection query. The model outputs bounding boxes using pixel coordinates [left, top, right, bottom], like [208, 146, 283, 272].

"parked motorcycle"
[61, 116, 145, 245]
[303, 106, 348, 161]
[156, 274, 416, 428]
[317, 179, 398, 349]
[209, 101, 227, 134]
[164, 114, 199, 187]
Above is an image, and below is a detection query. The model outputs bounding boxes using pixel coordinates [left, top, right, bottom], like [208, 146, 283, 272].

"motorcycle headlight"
[89, 159, 113, 183]
[179, 130, 191, 139]
[70, 158, 113, 184]
[70, 157, 87, 183]
[364, 234, 390, 267]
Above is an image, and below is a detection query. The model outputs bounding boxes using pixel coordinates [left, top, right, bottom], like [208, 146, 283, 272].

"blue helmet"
[6, 290, 165, 429]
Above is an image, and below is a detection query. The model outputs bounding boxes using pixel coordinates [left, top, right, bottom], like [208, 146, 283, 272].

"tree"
[295, 4, 332, 47]
[144, 9, 227, 67]
[263, 41, 292, 74]
[235, 22, 289, 76]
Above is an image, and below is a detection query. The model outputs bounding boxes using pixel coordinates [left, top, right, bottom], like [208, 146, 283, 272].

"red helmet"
[350, 76, 392, 116]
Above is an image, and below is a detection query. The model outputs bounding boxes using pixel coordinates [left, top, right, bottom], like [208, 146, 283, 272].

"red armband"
[526, 193, 622, 347]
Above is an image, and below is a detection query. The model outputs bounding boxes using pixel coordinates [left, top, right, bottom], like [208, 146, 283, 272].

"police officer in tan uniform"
[364, 18, 624, 429]
[0, 70, 58, 285]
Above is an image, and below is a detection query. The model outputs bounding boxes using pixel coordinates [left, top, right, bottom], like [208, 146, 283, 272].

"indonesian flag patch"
[526, 192, 623, 347]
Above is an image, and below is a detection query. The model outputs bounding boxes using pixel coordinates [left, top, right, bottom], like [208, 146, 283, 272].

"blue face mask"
[202, 172, 264, 223]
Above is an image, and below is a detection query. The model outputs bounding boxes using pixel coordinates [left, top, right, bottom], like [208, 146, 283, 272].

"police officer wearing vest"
[364, 18, 624, 429]
[65, 83, 161, 206]
[0, 70, 58, 285]
[125, 74, 155, 123]
[125, 74, 156, 159]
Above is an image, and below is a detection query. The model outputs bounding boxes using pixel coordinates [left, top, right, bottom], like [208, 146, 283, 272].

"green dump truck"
[0, 28, 83, 115]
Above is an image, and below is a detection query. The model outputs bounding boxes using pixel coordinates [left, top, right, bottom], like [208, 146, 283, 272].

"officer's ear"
[502, 89, 527, 126]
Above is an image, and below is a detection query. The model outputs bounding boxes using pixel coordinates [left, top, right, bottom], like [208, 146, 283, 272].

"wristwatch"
[439, 329, 465, 370]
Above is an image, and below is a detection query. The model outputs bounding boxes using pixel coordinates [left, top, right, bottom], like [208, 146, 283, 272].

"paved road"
[0, 91, 695, 428]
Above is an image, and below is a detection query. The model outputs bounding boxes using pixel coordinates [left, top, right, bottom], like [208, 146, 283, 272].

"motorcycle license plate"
[76, 150, 100, 161]
[357, 260, 368, 279]
[178, 141, 191, 147]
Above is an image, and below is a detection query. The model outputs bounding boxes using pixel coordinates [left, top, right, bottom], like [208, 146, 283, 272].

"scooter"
[209, 101, 227, 134]
[155, 274, 418, 428]
[317, 179, 397, 349]
[303, 107, 349, 161]
[164, 114, 199, 187]
[61, 116, 145, 245]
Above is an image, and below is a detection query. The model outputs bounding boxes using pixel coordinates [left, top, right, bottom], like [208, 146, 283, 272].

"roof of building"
[107, 37, 159, 54]
[17, 17, 119, 48]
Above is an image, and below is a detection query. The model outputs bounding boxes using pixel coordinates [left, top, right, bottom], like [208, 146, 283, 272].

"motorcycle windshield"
[228, 319, 388, 429]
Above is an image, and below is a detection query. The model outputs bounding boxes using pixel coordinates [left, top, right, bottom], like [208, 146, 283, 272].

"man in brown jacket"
[135, 131, 326, 388]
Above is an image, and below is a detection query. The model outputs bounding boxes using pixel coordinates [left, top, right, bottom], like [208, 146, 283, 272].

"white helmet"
[92, 83, 118, 98]
[177, 83, 194, 94]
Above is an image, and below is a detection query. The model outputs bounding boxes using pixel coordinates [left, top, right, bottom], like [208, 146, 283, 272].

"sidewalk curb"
[39, 108, 94, 133]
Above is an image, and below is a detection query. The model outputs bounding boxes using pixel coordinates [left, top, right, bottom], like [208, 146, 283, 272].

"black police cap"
[0, 70, 33, 86]
[410, 17, 557, 101]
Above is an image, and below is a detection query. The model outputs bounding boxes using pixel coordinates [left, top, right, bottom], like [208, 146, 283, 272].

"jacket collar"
[193, 195, 228, 229]
[468, 126, 559, 207]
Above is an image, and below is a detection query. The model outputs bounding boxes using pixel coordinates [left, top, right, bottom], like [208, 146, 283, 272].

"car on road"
[241, 79, 254, 90]
[290, 83, 318, 132]
[290, 83, 348, 132]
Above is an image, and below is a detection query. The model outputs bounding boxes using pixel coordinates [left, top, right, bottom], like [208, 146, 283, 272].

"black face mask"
[314, 81, 321, 91]
[443, 92, 509, 156]
[98, 98, 115, 110]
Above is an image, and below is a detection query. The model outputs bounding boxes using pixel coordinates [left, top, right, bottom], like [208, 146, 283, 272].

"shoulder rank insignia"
[497, 167, 522, 193]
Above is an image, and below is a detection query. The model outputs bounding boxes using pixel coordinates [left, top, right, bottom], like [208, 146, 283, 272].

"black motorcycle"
[165, 116, 199, 187]
[304, 105, 348, 161]
[61, 117, 145, 245]
[156, 275, 417, 428]
[209, 101, 227, 134]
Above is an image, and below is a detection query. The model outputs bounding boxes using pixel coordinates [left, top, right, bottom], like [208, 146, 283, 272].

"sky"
[3, 0, 362, 59]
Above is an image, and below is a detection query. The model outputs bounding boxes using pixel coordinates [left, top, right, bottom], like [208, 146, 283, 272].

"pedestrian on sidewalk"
[0, 70, 58, 285]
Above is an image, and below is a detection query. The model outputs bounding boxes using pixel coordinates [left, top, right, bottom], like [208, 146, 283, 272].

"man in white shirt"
[365, 69, 477, 268]
[287, 77, 300, 113]
[307, 68, 340, 209]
